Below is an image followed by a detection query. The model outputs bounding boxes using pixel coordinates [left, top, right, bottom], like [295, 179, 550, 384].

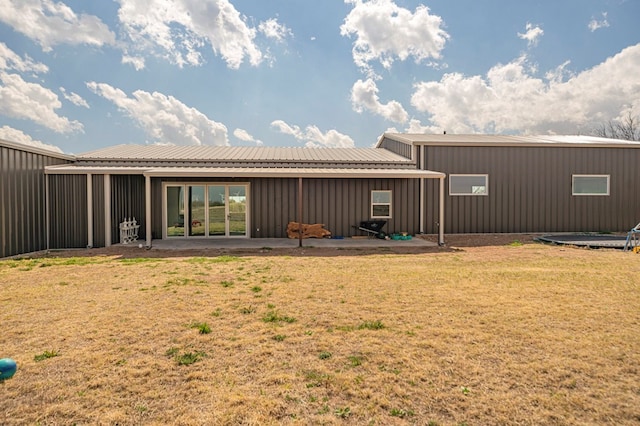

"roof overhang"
[45, 165, 445, 179]
[379, 132, 640, 148]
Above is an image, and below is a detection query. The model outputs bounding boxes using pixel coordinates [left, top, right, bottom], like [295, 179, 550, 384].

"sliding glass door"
[165, 183, 248, 238]
[228, 185, 247, 236]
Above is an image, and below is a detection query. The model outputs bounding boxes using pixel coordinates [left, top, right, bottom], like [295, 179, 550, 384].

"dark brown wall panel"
[423, 145, 640, 234]
[111, 175, 146, 244]
[92, 175, 105, 248]
[1, 145, 72, 257]
[378, 139, 412, 159]
[48, 175, 88, 249]
[150, 177, 420, 239]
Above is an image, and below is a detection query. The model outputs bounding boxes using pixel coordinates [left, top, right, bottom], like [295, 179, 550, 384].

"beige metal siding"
[1, 144, 72, 257]
[423, 145, 640, 234]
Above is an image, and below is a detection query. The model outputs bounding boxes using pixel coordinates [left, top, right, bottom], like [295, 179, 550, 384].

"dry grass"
[1, 243, 639, 425]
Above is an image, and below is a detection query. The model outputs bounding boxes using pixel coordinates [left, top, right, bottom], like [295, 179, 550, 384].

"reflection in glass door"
[188, 186, 205, 236]
[228, 185, 247, 236]
[166, 186, 185, 237]
[165, 184, 248, 238]
[208, 186, 226, 236]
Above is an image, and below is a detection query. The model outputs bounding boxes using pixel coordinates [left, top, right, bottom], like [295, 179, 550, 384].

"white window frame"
[572, 174, 610, 196]
[371, 190, 392, 219]
[449, 174, 489, 196]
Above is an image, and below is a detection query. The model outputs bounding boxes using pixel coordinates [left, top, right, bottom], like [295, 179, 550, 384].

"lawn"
[1, 243, 639, 425]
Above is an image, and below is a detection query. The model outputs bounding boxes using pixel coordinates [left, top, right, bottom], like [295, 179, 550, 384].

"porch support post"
[87, 173, 93, 248]
[145, 175, 152, 248]
[45, 173, 50, 251]
[438, 176, 445, 246]
[104, 174, 111, 247]
[419, 178, 425, 234]
[298, 177, 303, 248]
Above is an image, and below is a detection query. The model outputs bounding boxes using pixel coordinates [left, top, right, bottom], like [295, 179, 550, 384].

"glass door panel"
[188, 186, 205, 236]
[228, 185, 247, 236]
[208, 185, 226, 236]
[166, 186, 185, 237]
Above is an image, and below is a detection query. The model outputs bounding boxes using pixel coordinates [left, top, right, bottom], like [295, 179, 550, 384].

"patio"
[148, 236, 438, 251]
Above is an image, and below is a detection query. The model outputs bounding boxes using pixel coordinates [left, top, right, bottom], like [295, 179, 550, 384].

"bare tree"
[593, 112, 640, 141]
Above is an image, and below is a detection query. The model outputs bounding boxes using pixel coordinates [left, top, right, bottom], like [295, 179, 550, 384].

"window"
[572, 175, 609, 196]
[371, 190, 392, 218]
[449, 174, 488, 196]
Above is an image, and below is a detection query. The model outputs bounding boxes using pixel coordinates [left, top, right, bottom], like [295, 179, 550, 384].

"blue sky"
[0, 0, 638, 154]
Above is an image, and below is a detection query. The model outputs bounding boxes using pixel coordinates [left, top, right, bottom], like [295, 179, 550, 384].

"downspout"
[439, 176, 445, 246]
[145, 175, 152, 248]
[87, 173, 93, 249]
[104, 174, 111, 247]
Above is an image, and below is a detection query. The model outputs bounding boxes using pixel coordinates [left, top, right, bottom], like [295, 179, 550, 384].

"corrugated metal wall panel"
[1, 144, 72, 257]
[92, 175, 105, 248]
[48, 175, 88, 249]
[423, 145, 640, 234]
[378, 139, 412, 159]
[149, 177, 420, 239]
[111, 175, 146, 244]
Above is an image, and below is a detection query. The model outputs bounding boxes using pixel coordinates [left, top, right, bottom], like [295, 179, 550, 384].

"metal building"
[4, 133, 638, 257]
[378, 134, 640, 234]
[44, 144, 446, 250]
[0, 139, 73, 258]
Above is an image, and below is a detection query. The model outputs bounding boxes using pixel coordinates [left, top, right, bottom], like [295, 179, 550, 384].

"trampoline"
[535, 234, 628, 249]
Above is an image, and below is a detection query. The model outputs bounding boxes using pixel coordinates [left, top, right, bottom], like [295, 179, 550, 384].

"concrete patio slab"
[149, 236, 438, 250]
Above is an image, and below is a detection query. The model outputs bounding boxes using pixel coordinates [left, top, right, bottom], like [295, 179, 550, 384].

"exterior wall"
[422, 145, 640, 234]
[1, 143, 72, 257]
[377, 139, 412, 159]
[111, 175, 146, 244]
[48, 174, 148, 249]
[152, 177, 421, 238]
[48, 174, 88, 249]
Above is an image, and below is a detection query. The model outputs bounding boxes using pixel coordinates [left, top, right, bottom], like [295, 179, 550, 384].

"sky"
[0, 0, 639, 154]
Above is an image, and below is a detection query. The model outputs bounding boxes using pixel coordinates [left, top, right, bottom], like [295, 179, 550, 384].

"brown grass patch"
[1, 243, 639, 425]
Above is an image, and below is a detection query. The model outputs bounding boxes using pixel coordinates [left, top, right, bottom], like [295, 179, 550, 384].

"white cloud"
[86, 81, 229, 145]
[351, 78, 408, 123]
[0, 125, 62, 153]
[60, 87, 89, 108]
[117, 0, 263, 69]
[258, 18, 292, 43]
[0, 0, 115, 52]
[588, 13, 610, 32]
[411, 44, 640, 135]
[518, 23, 544, 47]
[0, 72, 83, 133]
[405, 118, 442, 134]
[341, 0, 448, 73]
[122, 54, 145, 71]
[0, 42, 48, 74]
[233, 128, 263, 146]
[271, 120, 355, 148]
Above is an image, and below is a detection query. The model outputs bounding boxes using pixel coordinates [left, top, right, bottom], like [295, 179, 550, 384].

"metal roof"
[45, 164, 445, 179]
[0, 138, 75, 161]
[379, 133, 640, 148]
[77, 144, 411, 164]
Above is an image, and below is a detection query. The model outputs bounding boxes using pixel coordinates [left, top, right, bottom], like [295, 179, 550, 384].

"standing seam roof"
[76, 144, 412, 164]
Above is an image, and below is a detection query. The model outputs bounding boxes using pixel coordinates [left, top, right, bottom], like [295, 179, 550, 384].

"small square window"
[371, 190, 392, 218]
[449, 175, 488, 196]
[572, 175, 609, 196]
